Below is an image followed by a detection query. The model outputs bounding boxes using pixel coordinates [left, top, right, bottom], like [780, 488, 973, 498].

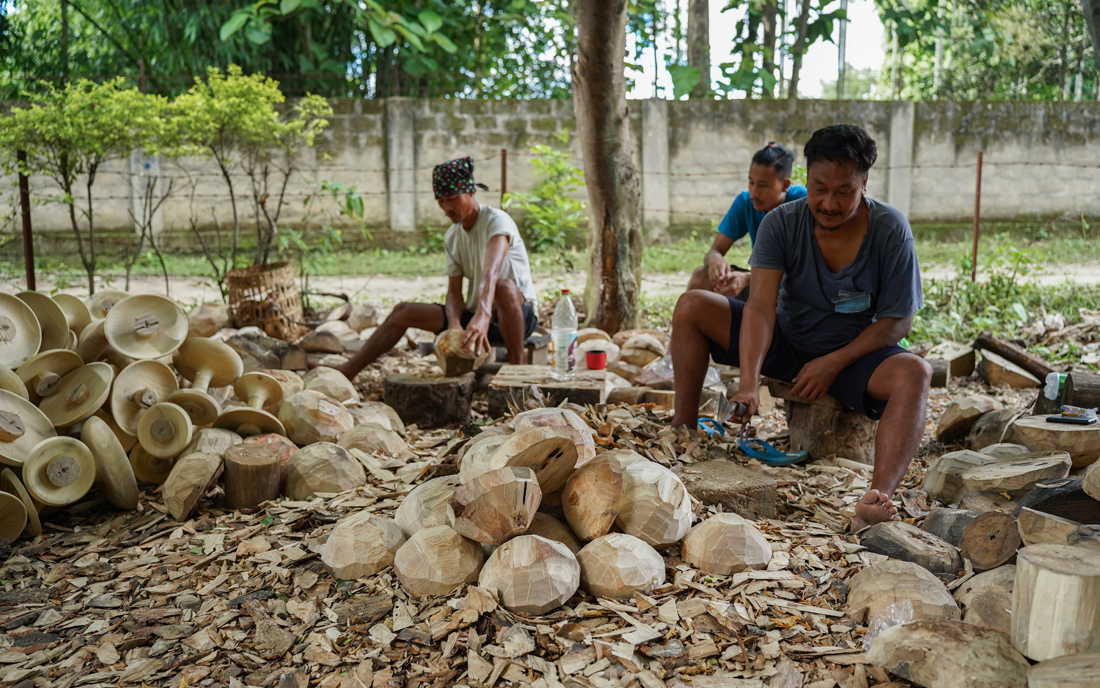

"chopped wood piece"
[525, 513, 582, 555]
[847, 559, 960, 624]
[959, 511, 1021, 571]
[1013, 415, 1100, 468]
[679, 460, 778, 520]
[393, 525, 484, 597]
[223, 444, 281, 509]
[923, 450, 995, 502]
[1017, 507, 1081, 546]
[448, 466, 541, 545]
[967, 409, 1024, 450]
[1015, 478, 1100, 524]
[1064, 372, 1100, 410]
[384, 372, 476, 428]
[320, 513, 405, 579]
[478, 534, 580, 614]
[860, 521, 963, 576]
[961, 453, 1072, 497]
[921, 508, 981, 546]
[1068, 525, 1100, 552]
[616, 461, 693, 547]
[487, 425, 578, 494]
[1028, 652, 1100, 688]
[1083, 461, 1100, 501]
[576, 533, 665, 599]
[937, 395, 1003, 443]
[282, 442, 365, 500]
[960, 490, 1019, 513]
[299, 330, 342, 354]
[1012, 543, 1100, 660]
[561, 452, 639, 541]
[978, 350, 1041, 388]
[953, 565, 1015, 607]
[394, 475, 461, 537]
[433, 329, 490, 377]
[927, 341, 975, 377]
[980, 442, 1029, 459]
[680, 513, 771, 575]
[279, 390, 354, 445]
[163, 452, 223, 521]
[929, 358, 949, 388]
[973, 331, 1055, 381]
[963, 589, 1012, 637]
[868, 619, 1029, 688]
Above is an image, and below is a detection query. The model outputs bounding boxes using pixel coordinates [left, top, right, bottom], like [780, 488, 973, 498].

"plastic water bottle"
[550, 289, 578, 380]
[1044, 372, 1067, 400]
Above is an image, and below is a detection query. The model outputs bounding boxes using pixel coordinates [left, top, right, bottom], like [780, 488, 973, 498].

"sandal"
[738, 437, 809, 466]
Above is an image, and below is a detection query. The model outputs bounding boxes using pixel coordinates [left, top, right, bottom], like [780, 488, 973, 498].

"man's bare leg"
[493, 278, 526, 365]
[687, 267, 713, 292]
[333, 302, 445, 380]
[669, 291, 733, 428]
[852, 353, 933, 530]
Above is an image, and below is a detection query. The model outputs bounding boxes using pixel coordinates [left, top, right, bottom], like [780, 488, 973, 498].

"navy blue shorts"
[437, 303, 538, 343]
[708, 297, 906, 420]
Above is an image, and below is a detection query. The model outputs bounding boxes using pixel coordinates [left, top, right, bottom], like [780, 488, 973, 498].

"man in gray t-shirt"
[671, 124, 932, 532]
[326, 157, 538, 380]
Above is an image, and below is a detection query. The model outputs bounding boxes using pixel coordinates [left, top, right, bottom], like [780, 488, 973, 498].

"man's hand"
[706, 255, 732, 287]
[729, 389, 759, 422]
[791, 354, 842, 401]
[721, 271, 750, 297]
[461, 311, 492, 356]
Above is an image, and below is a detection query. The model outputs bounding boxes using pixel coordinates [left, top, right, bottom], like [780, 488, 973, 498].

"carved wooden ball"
[346, 401, 404, 434]
[478, 535, 581, 614]
[338, 423, 413, 460]
[681, 513, 772, 575]
[616, 462, 693, 547]
[394, 525, 484, 597]
[562, 453, 630, 542]
[303, 367, 360, 404]
[282, 442, 366, 500]
[449, 466, 541, 545]
[526, 512, 583, 555]
[512, 407, 597, 468]
[487, 425, 578, 494]
[278, 390, 354, 445]
[321, 512, 406, 579]
[458, 432, 511, 484]
[576, 533, 666, 599]
[394, 475, 461, 537]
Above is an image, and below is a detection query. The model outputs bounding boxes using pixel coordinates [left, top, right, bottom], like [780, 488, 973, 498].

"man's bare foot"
[851, 489, 900, 531]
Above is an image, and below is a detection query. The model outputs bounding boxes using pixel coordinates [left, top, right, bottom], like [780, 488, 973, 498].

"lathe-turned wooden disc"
[0, 491, 27, 542]
[53, 294, 92, 335]
[129, 444, 175, 485]
[81, 416, 139, 510]
[136, 402, 194, 459]
[0, 468, 39, 537]
[85, 289, 129, 321]
[16, 292, 69, 352]
[92, 409, 137, 453]
[105, 295, 188, 360]
[111, 360, 178, 436]
[75, 320, 108, 363]
[172, 338, 243, 391]
[213, 407, 285, 437]
[22, 436, 96, 506]
[167, 388, 221, 427]
[38, 362, 114, 428]
[233, 372, 283, 410]
[0, 389, 57, 467]
[16, 349, 83, 400]
[0, 293, 42, 369]
[0, 364, 28, 400]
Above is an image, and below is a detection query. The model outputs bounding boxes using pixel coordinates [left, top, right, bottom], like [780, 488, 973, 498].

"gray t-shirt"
[444, 204, 538, 312]
[749, 197, 923, 357]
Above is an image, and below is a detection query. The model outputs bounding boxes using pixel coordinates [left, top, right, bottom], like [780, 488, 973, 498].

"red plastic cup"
[586, 350, 607, 370]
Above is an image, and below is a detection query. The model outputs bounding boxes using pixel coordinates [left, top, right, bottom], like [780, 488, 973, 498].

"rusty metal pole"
[500, 148, 507, 207]
[971, 150, 983, 283]
[17, 150, 35, 291]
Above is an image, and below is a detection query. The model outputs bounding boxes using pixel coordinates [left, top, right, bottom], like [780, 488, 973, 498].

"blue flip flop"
[697, 417, 726, 437]
[738, 437, 809, 466]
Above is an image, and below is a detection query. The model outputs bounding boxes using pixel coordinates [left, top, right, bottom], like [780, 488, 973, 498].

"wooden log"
[486, 364, 612, 417]
[1064, 372, 1100, 409]
[1013, 415, 1100, 468]
[927, 341, 976, 377]
[962, 589, 1013, 638]
[1034, 392, 1064, 415]
[923, 450, 994, 503]
[867, 618, 1030, 688]
[1083, 460, 1100, 501]
[383, 372, 476, 428]
[846, 559, 960, 624]
[967, 409, 1023, 451]
[223, 444, 281, 510]
[973, 331, 1055, 380]
[1015, 478, 1100, 525]
[1029, 652, 1100, 688]
[1017, 507, 1080, 546]
[953, 564, 1015, 607]
[1012, 543, 1100, 661]
[937, 395, 1003, 443]
[959, 511, 1021, 571]
[163, 452, 223, 521]
[929, 358, 949, 388]
[960, 490, 1019, 513]
[433, 329, 490, 377]
[978, 350, 1042, 388]
[785, 400, 878, 465]
[1067, 525, 1100, 552]
[860, 521, 963, 576]
[921, 508, 981, 546]
[961, 454, 1072, 497]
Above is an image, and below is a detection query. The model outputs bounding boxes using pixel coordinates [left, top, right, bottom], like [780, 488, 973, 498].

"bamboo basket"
[226, 262, 306, 342]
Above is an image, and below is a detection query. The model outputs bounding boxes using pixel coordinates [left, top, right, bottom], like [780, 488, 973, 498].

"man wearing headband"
[328, 156, 538, 380]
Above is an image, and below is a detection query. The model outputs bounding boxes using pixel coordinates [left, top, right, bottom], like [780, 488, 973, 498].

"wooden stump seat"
[764, 377, 878, 464]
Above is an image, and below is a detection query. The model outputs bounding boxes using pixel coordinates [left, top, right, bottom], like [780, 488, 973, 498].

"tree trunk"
[787, 0, 813, 99]
[687, 0, 710, 97]
[573, 0, 642, 334]
[760, 0, 778, 98]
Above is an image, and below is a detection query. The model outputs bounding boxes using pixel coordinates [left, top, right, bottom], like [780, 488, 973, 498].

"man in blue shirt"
[687, 143, 807, 300]
[672, 125, 932, 531]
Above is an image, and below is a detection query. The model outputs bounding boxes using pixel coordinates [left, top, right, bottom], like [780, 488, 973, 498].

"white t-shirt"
[444, 204, 538, 312]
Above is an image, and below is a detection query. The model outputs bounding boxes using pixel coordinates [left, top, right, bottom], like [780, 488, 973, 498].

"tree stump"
[959, 511, 1021, 571]
[486, 365, 613, 417]
[1028, 652, 1100, 688]
[1013, 415, 1100, 468]
[1017, 507, 1080, 546]
[678, 460, 778, 520]
[1015, 478, 1100, 525]
[921, 508, 981, 546]
[1012, 543, 1100, 660]
[224, 444, 281, 509]
[784, 401, 878, 464]
[1064, 372, 1100, 409]
[860, 521, 963, 576]
[384, 372, 476, 428]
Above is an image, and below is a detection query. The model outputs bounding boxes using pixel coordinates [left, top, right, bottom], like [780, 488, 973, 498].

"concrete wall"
[4, 97, 1100, 253]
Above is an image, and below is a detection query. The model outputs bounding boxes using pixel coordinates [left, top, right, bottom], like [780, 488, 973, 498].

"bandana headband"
[433, 156, 489, 199]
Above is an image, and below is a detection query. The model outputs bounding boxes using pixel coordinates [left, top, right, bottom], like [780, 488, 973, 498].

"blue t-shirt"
[749, 197, 924, 357]
[716, 185, 807, 245]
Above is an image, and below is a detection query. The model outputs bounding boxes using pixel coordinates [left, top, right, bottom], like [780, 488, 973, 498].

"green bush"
[504, 131, 587, 258]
